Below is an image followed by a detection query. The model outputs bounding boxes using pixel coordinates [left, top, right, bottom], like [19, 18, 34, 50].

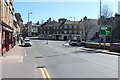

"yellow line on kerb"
[39, 67, 52, 80]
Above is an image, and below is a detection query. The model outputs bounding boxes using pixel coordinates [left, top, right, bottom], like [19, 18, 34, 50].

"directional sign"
[99, 25, 112, 36]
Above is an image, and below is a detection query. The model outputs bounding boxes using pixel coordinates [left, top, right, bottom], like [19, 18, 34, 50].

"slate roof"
[41, 21, 63, 27]
[64, 20, 81, 25]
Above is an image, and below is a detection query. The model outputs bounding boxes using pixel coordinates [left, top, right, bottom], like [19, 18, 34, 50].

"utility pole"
[99, 0, 102, 49]
[100, 0, 101, 17]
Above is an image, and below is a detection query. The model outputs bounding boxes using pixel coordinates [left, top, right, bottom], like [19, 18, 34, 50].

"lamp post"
[28, 12, 32, 36]
[100, 0, 101, 17]
[28, 12, 32, 22]
[99, 0, 102, 48]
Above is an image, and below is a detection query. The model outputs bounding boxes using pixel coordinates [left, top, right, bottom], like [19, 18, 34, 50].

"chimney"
[83, 16, 87, 21]
[58, 18, 67, 22]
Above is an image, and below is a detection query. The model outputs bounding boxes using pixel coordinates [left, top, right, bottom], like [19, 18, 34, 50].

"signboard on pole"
[99, 25, 112, 36]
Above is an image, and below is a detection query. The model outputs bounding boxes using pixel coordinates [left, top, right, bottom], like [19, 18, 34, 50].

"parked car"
[69, 40, 81, 46]
[24, 39, 32, 47]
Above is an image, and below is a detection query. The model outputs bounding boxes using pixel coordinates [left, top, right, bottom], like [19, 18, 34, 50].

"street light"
[28, 12, 32, 22]
[100, 0, 102, 17]
[99, 0, 102, 48]
[28, 12, 32, 36]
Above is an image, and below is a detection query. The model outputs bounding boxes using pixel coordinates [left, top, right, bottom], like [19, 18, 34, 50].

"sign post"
[99, 25, 112, 50]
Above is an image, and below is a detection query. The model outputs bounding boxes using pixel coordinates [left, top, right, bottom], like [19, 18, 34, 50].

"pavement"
[62, 42, 120, 56]
[0, 43, 24, 63]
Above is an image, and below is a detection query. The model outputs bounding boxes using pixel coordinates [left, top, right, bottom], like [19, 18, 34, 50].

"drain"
[36, 66, 45, 68]
[35, 56, 43, 58]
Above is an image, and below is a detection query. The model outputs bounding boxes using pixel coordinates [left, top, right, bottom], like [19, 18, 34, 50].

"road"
[26, 38, 118, 78]
[2, 38, 118, 79]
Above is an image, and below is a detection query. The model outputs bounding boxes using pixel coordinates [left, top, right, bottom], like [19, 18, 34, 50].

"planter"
[110, 43, 120, 52]
[85, 43, 110, 50]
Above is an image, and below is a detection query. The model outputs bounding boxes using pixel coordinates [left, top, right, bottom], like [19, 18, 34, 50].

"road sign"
[99, 25, 112, 36]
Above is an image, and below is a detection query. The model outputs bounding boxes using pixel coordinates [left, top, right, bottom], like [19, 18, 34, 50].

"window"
[74, 25, 77, 29]
[69, 30, 72, 34]
[79, 31, 82, 34]
[64, 30, 67, 34]
[64, 26, 67, 29]
[69, 25, 72, 29]
[74, 30, 77, 34]
[54, 27, 56, 29]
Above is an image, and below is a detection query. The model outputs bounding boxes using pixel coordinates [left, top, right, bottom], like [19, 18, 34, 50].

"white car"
[24, 39, 32, 47]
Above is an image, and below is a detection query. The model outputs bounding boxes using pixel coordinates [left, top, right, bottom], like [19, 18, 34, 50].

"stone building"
[31, 23, 40, 37]
[0, 0, 14, 53]
[0, 0, 22, 55]
[111, 14, 120, 42]
[38, 17, 99, 41]
[38, 18, 64, 40]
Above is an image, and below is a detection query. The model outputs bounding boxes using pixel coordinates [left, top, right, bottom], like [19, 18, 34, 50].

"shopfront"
[2, 22, 14, 53]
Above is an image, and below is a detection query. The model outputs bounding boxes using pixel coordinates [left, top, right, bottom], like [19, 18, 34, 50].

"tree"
[101, 5, 113, 18]
[98, 5, 113, 25]
[81, 18, 98, 41]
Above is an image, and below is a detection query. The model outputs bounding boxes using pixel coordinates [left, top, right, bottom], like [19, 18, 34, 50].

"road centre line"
[24, 49, 27, 56]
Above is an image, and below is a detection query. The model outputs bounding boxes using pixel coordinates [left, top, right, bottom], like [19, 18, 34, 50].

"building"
[31, 23, 40, 37]
[38, 18, 66, 40]
[0, 0, 15, 54]
[111, 14, 120, 42]
[0, 0, 22, 55]
[60, 20, 81, 40]
[38, 17, 99, 41]
[24, 22, 40, 37]
[80, 17, 99, 41]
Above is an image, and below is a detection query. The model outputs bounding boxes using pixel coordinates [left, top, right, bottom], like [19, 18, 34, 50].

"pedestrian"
[17, 35, 19, 43]
[20, 37, 23, 45]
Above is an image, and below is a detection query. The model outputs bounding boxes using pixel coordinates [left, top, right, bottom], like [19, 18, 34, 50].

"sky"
[14, 1, 118, 24]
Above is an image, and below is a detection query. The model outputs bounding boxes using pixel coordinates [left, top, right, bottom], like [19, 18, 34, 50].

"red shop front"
[2, 22, 14, 53]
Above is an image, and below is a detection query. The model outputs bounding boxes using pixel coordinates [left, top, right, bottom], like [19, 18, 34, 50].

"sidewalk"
[0, 43, 25, 63]
[78, 47, 120, 56]
[62, 42, 120, 56]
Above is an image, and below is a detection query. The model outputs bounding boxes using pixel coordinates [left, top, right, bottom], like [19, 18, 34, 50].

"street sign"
[99, 25, 112, 36]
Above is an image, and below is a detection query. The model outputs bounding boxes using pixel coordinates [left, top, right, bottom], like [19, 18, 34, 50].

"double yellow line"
[39, 67, 52, 80]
